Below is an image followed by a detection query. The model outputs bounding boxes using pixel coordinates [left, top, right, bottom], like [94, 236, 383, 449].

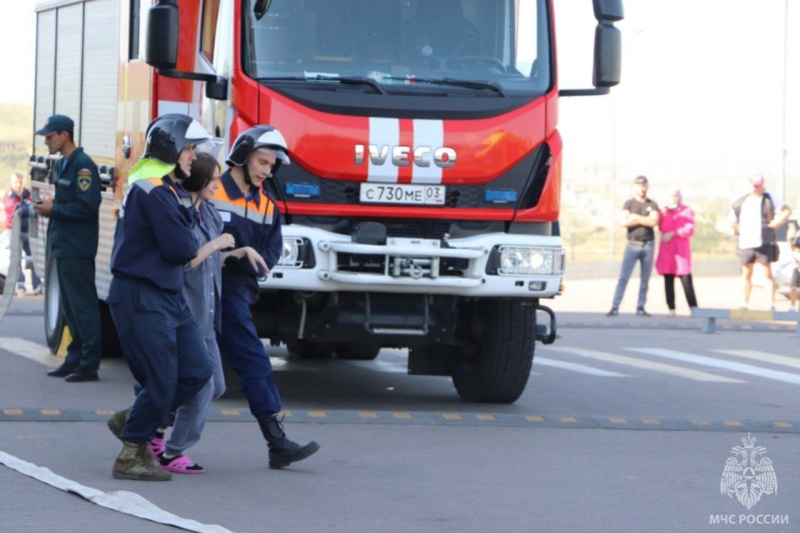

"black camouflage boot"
[107, 408, 131, 441]
[259, 415, 320, 469]
[112, 441, 172, 481]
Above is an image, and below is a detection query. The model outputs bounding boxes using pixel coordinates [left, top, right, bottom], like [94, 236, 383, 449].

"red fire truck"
[30, 0, 622, 403]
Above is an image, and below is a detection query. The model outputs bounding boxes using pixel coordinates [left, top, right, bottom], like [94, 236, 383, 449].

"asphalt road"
[0, 279, 798, 533]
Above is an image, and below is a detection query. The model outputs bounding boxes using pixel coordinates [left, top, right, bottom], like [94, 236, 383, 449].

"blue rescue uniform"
[51, 148, 102, 371]
[211, 170, 283, 421]
[108, 175, 212, 443]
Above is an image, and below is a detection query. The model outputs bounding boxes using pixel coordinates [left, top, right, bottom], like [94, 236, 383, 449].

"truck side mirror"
[593, 0, 624, 22]
[145, 0, 179, 70]
[559, 0, 624, 96]
[205, 78, 228, 101]
[593, 23, 622, 88]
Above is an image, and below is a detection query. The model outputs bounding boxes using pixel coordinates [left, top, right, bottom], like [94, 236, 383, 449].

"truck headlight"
[493, 246, 564, 276]
[277, 237, 314, 268]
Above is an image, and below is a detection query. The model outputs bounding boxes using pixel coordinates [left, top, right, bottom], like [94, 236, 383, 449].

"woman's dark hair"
[182, 152, 220, 192]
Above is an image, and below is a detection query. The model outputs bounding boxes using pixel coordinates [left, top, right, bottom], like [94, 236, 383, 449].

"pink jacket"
[655, 203, 694, 276]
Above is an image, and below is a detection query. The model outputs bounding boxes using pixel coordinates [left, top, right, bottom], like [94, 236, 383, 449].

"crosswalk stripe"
[632, 348, 800, 385]
[713, 349, 800, 370]
[0, 337, 62, 368]
[347, 360, 407, 373]
[536, 356, 628, 377]
[547, 347, 744, 383]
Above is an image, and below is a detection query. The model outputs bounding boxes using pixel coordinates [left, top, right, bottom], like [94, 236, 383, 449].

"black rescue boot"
[259, 415, 320, 469]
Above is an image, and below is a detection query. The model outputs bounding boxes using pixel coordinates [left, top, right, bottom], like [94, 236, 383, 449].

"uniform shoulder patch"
[77, 169, 93, 192]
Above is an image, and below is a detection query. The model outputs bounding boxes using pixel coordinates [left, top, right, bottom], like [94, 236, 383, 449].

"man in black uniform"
[34, 114, 102, 382]
[607, 175, 660, 317]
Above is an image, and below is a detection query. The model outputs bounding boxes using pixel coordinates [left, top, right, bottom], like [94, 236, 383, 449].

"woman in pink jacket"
[656, 189, 698, 316]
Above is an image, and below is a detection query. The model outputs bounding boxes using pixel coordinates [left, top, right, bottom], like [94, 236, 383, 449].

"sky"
[0, 0, 798, 206]
[556, 0, 800, 205]
[0, 1, 36, 105]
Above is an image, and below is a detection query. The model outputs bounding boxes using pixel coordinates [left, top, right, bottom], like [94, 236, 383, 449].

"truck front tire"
[451, 300, 536, 403]
[43, 255, 65, 354]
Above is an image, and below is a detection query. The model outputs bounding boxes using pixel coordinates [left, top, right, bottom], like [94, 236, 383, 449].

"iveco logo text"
[354, 144, 456, 168]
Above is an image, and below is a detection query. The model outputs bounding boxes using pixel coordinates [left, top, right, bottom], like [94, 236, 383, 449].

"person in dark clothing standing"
[607, 175, 660, 317]
[105, 114, 213, 481]
[34, 115, 102, 382]
[211, 126, 319, 470]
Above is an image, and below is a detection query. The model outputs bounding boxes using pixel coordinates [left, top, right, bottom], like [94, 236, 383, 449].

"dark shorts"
[740, 243, 776, 265]
[792, 269, 800, 289]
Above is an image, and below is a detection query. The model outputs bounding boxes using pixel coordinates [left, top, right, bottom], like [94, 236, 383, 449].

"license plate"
[359, 183, 445, 206]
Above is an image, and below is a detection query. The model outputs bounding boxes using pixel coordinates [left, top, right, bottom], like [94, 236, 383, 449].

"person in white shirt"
[730, 174, 791, 309]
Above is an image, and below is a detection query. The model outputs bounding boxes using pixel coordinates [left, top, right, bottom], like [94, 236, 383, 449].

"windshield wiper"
[407, 78, 507, 97]
[259, 75, 387, 95]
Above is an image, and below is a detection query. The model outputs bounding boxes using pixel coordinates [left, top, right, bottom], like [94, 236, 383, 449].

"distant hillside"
[0, 102, 34, 193]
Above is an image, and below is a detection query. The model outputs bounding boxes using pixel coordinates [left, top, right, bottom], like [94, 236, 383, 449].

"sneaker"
[32, 284, 44, 295]
[14, 282, 26, 297]
[668, 310, 676, 317]
[606, 309, 618, 317]
[636, 308, 651, 317]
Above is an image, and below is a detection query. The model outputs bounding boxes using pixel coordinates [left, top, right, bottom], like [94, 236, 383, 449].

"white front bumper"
[261, 226, 564, 298]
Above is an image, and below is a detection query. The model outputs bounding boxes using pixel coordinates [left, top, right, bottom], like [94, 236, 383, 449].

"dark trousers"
[664, 274, 698, 310]
[108, 277, 212, 443]
[56, 257, 102, 370]
[217, 295, 282, 422]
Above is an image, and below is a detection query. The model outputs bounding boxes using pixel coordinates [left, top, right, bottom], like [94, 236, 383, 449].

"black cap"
[36, 114, 74, 136]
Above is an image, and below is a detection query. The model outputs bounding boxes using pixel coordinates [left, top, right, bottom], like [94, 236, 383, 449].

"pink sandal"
[147, 437, 166, 460]
[158, 454, 205, 474]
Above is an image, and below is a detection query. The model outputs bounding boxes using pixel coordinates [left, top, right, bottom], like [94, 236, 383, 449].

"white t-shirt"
[737, 195, 764, 249]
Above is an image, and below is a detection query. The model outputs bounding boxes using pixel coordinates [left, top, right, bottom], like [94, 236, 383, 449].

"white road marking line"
[347, 360, 407, 373]
[714, 349, 800, 370]
[0, 337, 62, 367]
[536, 356, 629, 377]
[632, 348, 800, 385]
[0, 450, 233, 533]
[548, 347, 744, 383]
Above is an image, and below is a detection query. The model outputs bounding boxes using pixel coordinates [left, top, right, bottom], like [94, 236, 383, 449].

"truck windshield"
[243, 0, 551, 97]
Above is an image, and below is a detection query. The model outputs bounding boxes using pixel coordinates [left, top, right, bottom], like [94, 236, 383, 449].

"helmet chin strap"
[174, 165, 189, 182]
[243, 164, 253, 186]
